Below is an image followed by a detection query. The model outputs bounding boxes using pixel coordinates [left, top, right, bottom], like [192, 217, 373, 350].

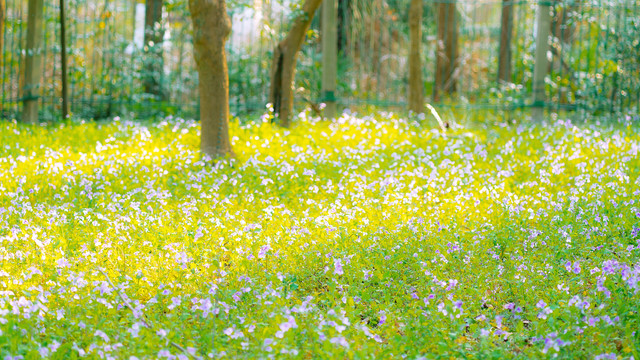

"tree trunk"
[551, 0, 581, 45]
[188, 0, 233, 159]
[408, 0, 423, 114]
[269, 0, 323, 128]
[0, 0, 3, 116]
[59, 0, 69, 118]
[23, 0, 44, 124]
[549, 0, 581, 72]
[433, 0, 458, 102]
[0, 0, 5, 67]
[337, 0, 350, 54]
[498, 0, 513, 84]
[322, 0, 338, 118]
[532, 2, 551, 122]
[143, 0, 166, 100]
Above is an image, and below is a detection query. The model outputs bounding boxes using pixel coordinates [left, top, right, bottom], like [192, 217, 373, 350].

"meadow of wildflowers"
[0, 113, 639, 359]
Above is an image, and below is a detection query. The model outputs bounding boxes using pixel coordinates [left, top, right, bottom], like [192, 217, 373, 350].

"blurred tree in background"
[143, 0, 167, 101]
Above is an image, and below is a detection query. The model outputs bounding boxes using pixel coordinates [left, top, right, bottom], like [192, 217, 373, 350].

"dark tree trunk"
[551, 0, 581, 45]
[189, 0, 233, 159]
[408, 0, 424, 113]
[143, 0, 166, 100]
[433, 0, 458, 102]
[0, 0, 4, 67]
[337, 0, 350, 53]
[269, 0, 324, 128]
[549, 0, 582, 73]
[498, 0, 513, 84]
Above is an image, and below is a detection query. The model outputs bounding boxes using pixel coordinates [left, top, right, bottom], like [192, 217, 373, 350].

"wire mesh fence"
[1, 0, 639, 122]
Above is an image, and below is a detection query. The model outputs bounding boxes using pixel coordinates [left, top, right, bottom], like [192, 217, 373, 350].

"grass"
[0, 111, 639, 359]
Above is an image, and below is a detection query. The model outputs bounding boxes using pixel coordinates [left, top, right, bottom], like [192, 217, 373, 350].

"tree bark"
[532, 2, 551, 122]
[408, 0, 423, 114]
[322, 0, 338, 118]
[337, 0, 350, 54]
[269, 0, 323, 128]
[433, 0, 458, 102]
[551, 0, 581, 45]
[0, 0, 3, 116]
[59, 0, 70, 118]
[144, 0, 166, 100]
[23, 0, 44, 124]
[498, 0, 513, 84]
[0, 0, 5, 67]
[549, 0, 581, 72]
[189, 0, 233, 159]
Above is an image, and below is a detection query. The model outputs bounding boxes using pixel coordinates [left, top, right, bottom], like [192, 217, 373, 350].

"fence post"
[532, 0, 552, 121]
[322, 0, 338, 119]
[23, 0, 44, 124]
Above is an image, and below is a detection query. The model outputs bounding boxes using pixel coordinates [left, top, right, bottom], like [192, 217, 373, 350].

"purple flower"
[446, 279, 458, 291]
[378, 311, 387, 325]
[542, 332, 570, 354]
[334, 259, 344, 276]
[594, 354, 617, 360]
[329, 336, 349, 349]
[602, 260, 619, 275]
[94, 330, 110, 342]
[363, 270, 373, 281]
[565, 261, 572, 272]
[538, 307, 553, 319]
[565, 261, 581, 274]
[536, 301, 552, 319]
[258, 245, 271, 259]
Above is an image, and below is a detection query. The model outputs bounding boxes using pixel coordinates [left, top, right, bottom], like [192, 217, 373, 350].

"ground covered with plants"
[1, 113, 639, 359]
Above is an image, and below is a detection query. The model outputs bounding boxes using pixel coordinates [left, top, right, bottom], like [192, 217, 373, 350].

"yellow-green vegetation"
[1, 113, 639, 359]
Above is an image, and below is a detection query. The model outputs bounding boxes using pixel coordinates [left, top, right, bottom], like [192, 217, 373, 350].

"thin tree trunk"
[498, 0, 513, 84]
[549, 0, 581, 72]
[269, 0, 323, 128]
[0, 0, 3, 116]
[189, 0, 233, 159]
[408, 0, 423, 114]
[322, 0, 338, 118]
[337, 0, 350, 53]
[532, 2, 551, 122]
[59, 0, 69, 118]
[434, 0, 458, 102]
[0, 0, 4, 67]
[144, 0, 166, 100]
[551, 0, 581, 45]
[23, 0, 44, 124]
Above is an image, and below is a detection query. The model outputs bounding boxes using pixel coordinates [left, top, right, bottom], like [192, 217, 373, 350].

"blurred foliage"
[0, 0, 638, 121]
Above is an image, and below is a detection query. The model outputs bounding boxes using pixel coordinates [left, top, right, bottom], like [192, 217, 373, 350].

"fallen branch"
[425, 103, 449, 134]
